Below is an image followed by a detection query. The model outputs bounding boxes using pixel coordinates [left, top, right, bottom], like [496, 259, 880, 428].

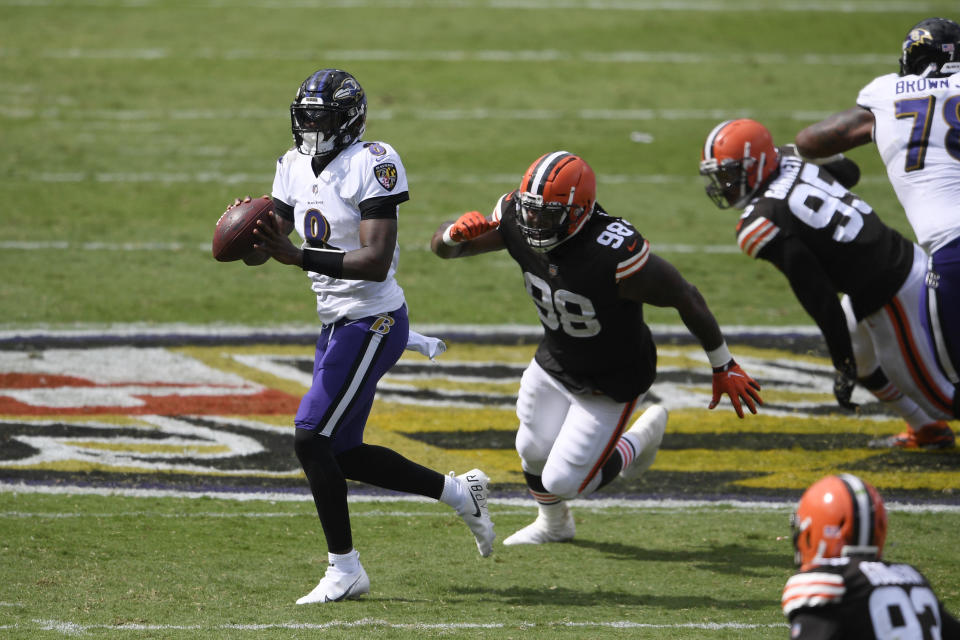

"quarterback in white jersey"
[795, 17, 960, 433]
[227, 68, 494, 606]
[271, 139, 406, 324]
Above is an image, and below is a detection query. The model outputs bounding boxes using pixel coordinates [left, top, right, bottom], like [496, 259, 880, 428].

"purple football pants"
[924, 238, 960, 396]
[294, 305, 408, 454]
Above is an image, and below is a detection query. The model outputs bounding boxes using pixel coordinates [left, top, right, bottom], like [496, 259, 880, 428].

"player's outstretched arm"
[619, 253, 762, 418]
[795, 106, 874, 159]
[431, 211, 504, 259]
[761, 237, 858, 411]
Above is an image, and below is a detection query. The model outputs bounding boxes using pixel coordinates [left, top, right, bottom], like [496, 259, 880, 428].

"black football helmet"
[290, 69, 367, 157]
[899, 17, 960, 77]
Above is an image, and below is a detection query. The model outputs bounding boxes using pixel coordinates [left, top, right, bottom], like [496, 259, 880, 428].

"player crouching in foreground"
[431, 151, 762, 545]
[699, 118, 957, 449]
[783, 474, 960, 638]
[232, 68, 494, 604]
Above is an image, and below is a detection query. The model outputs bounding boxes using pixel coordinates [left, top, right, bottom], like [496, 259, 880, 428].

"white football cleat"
[503, 503, 575, 545]
[619, 404, 667, 480]
[296, 562, 370, 604]
[455, 469, 495, 557]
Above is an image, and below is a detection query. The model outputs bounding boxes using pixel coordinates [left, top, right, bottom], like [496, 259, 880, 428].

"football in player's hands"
[212, 196, 273, 262]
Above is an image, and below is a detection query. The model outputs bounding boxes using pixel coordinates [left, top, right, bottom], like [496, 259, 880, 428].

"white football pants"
[514, 358, 641, 500]
[843, 244, 956, 421]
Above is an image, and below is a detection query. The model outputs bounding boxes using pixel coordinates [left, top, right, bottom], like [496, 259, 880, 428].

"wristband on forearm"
[706, 341, 733, 371]
[301, 247, 345, 278]
[441, 225, 459, 246]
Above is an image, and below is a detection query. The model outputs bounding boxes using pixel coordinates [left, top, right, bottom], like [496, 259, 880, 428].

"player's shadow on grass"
[568, 538, 790, 576]
[451, 584, 772, 610]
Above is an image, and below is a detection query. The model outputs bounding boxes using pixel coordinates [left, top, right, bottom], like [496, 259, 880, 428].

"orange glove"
[709, 360, 762, 418]
[442, 211, 496, 245]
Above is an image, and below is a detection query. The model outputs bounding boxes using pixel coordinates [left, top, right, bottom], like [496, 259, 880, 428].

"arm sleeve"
[359, 193, 408, 220]
[272, 197, 294, 223]
[758, 236, 854, 370]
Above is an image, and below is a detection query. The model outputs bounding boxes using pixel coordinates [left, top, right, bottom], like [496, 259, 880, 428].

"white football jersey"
[857, 72, 960, 253]
[272, 140, 408, 324]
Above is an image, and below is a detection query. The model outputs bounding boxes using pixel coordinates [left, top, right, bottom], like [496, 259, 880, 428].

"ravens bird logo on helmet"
[899, 17, 960, 77]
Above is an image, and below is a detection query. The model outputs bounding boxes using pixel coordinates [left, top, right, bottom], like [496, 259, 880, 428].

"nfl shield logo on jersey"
[374, 163, 398, 191]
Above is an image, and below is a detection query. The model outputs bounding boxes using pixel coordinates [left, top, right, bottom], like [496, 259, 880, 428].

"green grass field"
[3, 1, 960, 638]
[2, 494, 958, 640]
[1, 0, 948, 328]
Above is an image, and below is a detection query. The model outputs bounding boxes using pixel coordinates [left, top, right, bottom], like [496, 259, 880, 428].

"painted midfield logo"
[0, 340, 953, 498]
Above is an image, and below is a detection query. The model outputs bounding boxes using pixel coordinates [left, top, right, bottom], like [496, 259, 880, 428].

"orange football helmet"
[699, 119, 779, 209]
[517, 151, 596, 252]
[791, 474, 888, 571]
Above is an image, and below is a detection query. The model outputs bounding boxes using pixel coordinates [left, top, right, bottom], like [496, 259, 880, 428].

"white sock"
[328, 549, 359, 573]
[617, 432, 641, 469]
[619, 425, 661, 475]
[871, 383, 936, 429]
[537, 500, 569, 525]
[439, 474, 469, 513]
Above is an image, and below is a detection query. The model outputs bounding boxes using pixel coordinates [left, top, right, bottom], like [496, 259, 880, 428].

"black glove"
[833, 358, 859, 411]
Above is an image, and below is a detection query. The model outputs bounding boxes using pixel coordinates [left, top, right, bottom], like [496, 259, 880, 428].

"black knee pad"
[858, 367, 889, 391]
[294, 427, 335, 466]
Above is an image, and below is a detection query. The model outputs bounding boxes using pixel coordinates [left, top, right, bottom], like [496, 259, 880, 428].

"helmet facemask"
[700, 143, 766, 210]
[291, 101, 365, 157]
[517, 190, 584, 252]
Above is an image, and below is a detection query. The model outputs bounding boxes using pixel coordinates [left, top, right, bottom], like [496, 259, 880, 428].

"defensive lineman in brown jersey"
[431, 151, 762, 545]
[700, 119, 957, 449]
[783, 474, 960, 639]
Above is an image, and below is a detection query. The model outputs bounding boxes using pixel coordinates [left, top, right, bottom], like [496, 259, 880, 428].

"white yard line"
[0, 106, 852, 121]
[0, 49, 896, 64]
[0, 0, 946, 12]
[1, 483, 957, 512]
[5, 619, 788, 634]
